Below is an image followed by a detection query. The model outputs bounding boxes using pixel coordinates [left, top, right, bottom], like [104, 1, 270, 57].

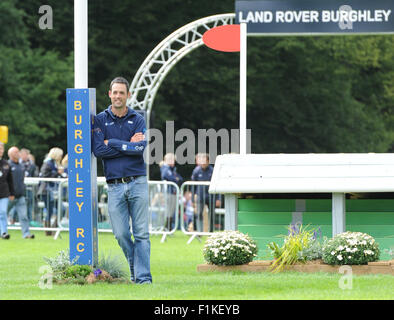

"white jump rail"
[209, 153, 394, 236]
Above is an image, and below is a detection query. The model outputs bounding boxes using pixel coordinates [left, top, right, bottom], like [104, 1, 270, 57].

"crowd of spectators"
[0, 142, 222, 238]
[160, 152, 223, 233]
[0, 143, 68, 239]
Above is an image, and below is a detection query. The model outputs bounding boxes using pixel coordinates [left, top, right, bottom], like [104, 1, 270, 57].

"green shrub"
[64, 265, 92, 279]
[297, 237, 328, 261]
[203, 231, 258, 266]
[269, 224, 316, 273]
[96, 251, 128, 279]
[43, 249, 79, 280]
[43, 250, 130, 285]
[322, 231, 380, 265]
[267, 241, 283, 260]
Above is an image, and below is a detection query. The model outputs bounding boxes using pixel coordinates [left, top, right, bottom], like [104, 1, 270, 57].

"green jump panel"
[238, 198, 394, 260]
[347, 212, 394, 225]
[305, 200, 331, 212]
[253, 237, 286, 258]
[347, 199, 394, 212]
[346, 225, 394, 238]
[251, 237, 394, 260]
[303, 212, 332, 225]
[239, 225, 290, 238]
[238, 211, 293, 225]
[239, 199, 394, 212]
[238, 199, 296, 212]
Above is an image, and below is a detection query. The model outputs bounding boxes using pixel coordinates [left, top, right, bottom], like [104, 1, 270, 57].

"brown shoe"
[24, 234, 35, 239]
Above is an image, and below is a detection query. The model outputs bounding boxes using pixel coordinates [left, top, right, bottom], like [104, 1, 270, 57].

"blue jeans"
[41, 190, 55, 222]
[26, 188, 34, 221]
[0, 197, 9, 235]
[107, 176, 152, 284]
[8, 196, 31, 238]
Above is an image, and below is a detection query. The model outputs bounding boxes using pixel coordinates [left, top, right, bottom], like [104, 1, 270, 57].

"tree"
[1, 0, 393, 177]
[0, 0, 73, 164]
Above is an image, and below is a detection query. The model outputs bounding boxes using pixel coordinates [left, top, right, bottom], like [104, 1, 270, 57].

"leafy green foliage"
[0, 49, 73, 158]
[64, 264, 92, 279]
[96, 251, 128, 279]
[43, 249, 78, 280]
[267, 241, 283, 260]
[0, 0, 73, 164]
[0, 0, 393, 174]
[269, 224, 316, 273]
[297, 237, 328, 262]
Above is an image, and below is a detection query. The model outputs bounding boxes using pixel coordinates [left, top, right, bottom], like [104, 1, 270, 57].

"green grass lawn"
[0, 230, 393, 300]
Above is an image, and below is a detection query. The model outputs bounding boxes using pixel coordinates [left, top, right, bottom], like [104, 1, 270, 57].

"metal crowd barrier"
[148, 180, 180, 242]
[54, 177, 113, 236]
[8, 177, 67, 239]
[179, 181, 225, 244]
[9, 177, 180, 242]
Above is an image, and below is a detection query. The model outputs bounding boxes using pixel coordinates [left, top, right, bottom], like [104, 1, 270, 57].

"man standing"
[160, 153, 183, 231]
[0, 142, 14, 239]
[20, 148, 38, 178]
[7, 146, 34, 239]
[191, 153, 221, 232]
[92, 76, 152, 284]
[20, 148, 38, 221]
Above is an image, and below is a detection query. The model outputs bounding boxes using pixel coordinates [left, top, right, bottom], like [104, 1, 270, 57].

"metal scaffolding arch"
[127, 13, 236, 116]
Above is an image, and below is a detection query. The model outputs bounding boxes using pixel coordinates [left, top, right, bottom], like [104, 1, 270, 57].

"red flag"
[202, 24, 240, 52]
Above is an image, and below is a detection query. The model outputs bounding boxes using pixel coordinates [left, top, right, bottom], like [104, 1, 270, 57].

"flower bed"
[197, 259, 394, 275]
[43, 250, 130, 285]
[199, 229, 393, 275]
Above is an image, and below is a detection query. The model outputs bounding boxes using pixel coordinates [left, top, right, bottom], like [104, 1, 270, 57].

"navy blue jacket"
[0, 159, 14, 198]
[9, 160, 26, 198]
[191, 165, 213, 182]
[160, 164, 183, 186]
[160, 164, 183, 194]
[92, 106, 147, 180]
[191, 165, 214, 202]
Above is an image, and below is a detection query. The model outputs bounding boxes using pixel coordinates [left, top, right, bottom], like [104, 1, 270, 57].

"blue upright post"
[66, 88, 98, 266]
